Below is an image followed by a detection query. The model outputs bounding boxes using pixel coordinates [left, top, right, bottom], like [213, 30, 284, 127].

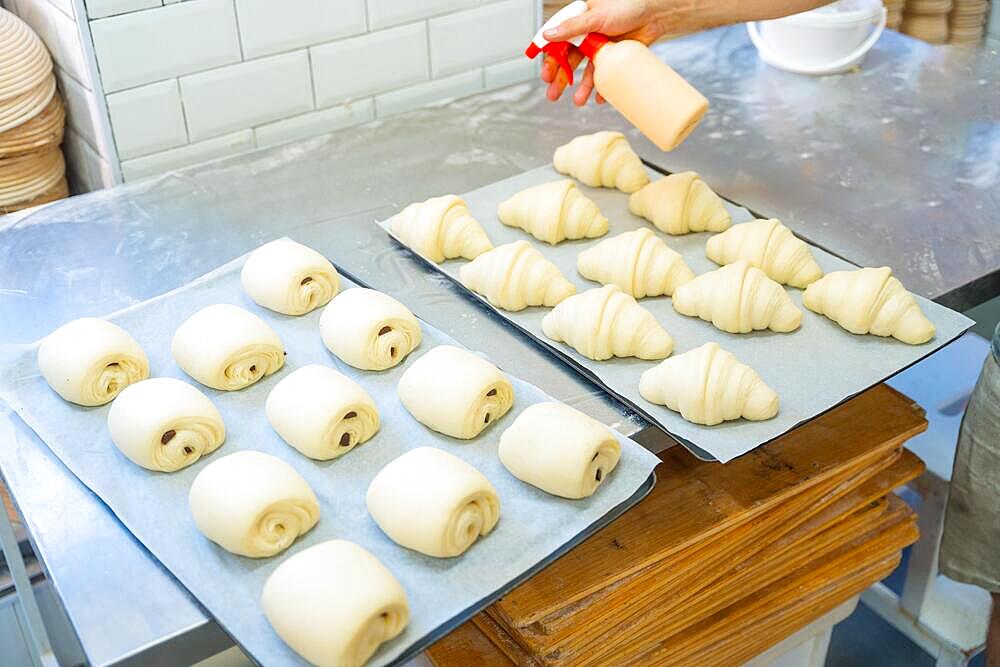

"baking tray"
[0, 251, 659, 667]
[379, 165, 974, 463]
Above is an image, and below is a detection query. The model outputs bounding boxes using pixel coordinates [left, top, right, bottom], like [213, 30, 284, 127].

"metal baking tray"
[379, 165, 973, 463]
[0, 251, 659, 666]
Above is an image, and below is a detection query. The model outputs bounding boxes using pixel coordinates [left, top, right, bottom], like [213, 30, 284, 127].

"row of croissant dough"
[36, 238, 624, 667]
[389, 130, 938, 427]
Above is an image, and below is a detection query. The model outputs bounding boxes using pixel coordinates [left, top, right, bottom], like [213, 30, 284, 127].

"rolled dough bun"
[396, 345, 514, 439]
[262, 540, 409, 667]
[458, 240, 576, 311]
[107, 377, 224, 472]
[497, 179, 608, 244]
[552, 131, 649, 193]
[541, 285, 673, 360]
[389, 195, 492, 263]
[639, 342, 779, 425]
[366, 447, 500, 558]
[498, 402, 621, 499]
[188, 450, 319, 557]
[803, 267, 935, 345]
[704, 218, 823, 288]
[240, 238, 340, 315]
[266, 364, 379, 461]
[671, 260, 802, 333]
[319, 288, 422, 371]
[37, 317, 149, 406]
[172, 304, 285, 391]
[628, 172, 731, 235]
[577, 227, 694, 298]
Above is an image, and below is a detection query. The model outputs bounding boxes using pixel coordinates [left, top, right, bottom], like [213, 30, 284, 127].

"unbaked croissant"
[629, 171, 731, 235]
[802, 267, 935, 345]
[389, 194, 492, 263]
[639, 342, 779, 425]
[705, 218, 823, 288]
[541, 285, 673, 360]
[459, 240, 576, 311]
[672, 260, 802, 333]
[553, 131, 649, 193]
[577, 228, 694, 298]
[498, 179, 608, 244]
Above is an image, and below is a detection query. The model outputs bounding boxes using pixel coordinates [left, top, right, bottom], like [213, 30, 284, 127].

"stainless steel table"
[0, 26, 997, 666]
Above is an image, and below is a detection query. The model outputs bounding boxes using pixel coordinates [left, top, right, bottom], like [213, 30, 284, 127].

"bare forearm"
[650, 0, 837, 35]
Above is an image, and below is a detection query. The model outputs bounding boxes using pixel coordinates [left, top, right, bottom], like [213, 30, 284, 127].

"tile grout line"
[305, 48, 318, 110]
[230, 0, 245, 60]
[174, 77, 192, 144]
[100, 17, 424, 96]
[424, 18, 432, 82]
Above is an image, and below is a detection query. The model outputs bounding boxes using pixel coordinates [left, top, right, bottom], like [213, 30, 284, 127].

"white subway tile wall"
[63, 127, 116, 191]
[235, 0, 366, 59]
[428, 0, 533, 76]
[106, 80, 186, 159]
[85, 0, 159, 20]
[56, 66, 114, 155]
[90, 0, 241, 92]
[179, 50, 313, 141]
[375, 69, 484, 117]
[367, 0, 475, 30]
[7, 0, 543, 186]
[255, 99, 374, 148]
[485, 57, 538, 90]
[120, 128, 254, 180]
[311, 22, 429, 107]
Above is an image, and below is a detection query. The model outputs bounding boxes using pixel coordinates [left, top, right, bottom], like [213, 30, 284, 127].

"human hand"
[540, 0, 670, 106]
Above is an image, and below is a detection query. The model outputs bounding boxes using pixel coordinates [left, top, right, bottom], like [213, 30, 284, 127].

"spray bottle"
[526, 1, 709, 151]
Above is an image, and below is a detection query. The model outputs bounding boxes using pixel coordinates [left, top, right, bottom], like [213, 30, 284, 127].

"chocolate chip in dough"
[300, 277, 313, 285]
[377, 326, 392, 336]
[344, 411, 357, 419]
[595, 469, 604, 482]
[250, 365, 257, 373]
[339, 433, 351, 447]
[484, 413, 491, 424]
[486, 388, 497, 397]
[161, 430, 176, 445]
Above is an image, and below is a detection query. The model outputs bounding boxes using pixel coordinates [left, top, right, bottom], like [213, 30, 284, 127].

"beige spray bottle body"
[525, 1, 709, 151]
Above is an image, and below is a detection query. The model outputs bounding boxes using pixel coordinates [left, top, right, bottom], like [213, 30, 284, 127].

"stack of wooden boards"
[0, 8, 67, 214]
[427, 383, 927, 666]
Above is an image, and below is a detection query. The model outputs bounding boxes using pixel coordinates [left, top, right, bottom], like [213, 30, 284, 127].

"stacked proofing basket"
[0, 8, 67, 214]
[900, 0, 953, 42]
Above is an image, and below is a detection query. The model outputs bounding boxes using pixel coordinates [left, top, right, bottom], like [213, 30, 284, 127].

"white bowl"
[747, 0, 887, 75]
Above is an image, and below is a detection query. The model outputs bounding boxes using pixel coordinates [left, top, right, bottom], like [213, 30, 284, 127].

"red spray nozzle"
[526, 41, 575, 84]
[524, 33, 610, 86]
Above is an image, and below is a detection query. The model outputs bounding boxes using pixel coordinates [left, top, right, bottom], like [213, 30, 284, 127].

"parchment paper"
[0, 253, 659, 667]
[379, 165, 974, 463]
